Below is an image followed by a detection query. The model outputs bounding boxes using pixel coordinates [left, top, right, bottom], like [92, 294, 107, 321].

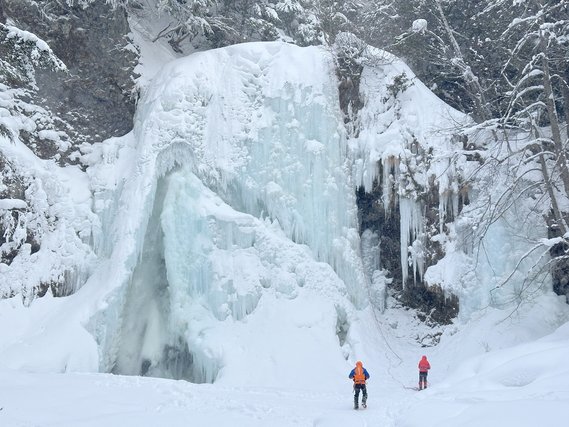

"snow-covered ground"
[1, 295, 567, 426]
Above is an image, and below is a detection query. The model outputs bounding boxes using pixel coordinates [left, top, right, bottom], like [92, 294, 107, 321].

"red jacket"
[418, 356, 430, 373]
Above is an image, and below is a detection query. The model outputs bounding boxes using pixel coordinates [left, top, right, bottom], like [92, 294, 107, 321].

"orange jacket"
[418, 356, 431, 373]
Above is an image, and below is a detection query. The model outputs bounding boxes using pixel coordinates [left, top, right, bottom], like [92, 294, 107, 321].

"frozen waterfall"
[85, 42, 368, 385]
[0, 40, 559, 387]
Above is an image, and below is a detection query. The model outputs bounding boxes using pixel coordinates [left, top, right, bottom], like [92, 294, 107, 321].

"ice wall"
[85, 42, 516, 384]
[82, 42, 366, 385]
[130, 42, 366, 301]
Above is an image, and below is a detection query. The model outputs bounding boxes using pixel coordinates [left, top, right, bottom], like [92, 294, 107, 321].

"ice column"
[400, 197, 425, 286]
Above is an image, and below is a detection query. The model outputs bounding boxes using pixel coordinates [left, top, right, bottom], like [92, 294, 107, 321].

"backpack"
[353, 365, 366, 385]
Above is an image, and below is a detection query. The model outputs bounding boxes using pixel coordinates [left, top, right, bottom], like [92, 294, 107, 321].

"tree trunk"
[433, 0, 490, 122]
[561, 72, 569, 128]
[539, 30, 569, 196]
[538, 151, 568, 235]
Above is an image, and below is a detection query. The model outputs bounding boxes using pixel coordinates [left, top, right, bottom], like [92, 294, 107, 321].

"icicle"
[400, 197, 425, 286]
[438, 187, 447, 235]
[382, 158, 390, 212]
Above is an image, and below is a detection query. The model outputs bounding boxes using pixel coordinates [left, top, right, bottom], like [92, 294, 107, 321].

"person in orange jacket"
[418, 355, 431, 390]
[348, 361, 370, 409]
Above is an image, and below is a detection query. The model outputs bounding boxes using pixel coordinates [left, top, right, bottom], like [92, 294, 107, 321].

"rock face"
[335, 44, 462, 325]
[355, 171, 459, 325]
[1, 1, 137, 302]
[3, 0, 137, 153]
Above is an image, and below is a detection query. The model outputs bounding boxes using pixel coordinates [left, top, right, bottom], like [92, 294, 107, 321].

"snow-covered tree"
[457, 0, 569, 302]
[309, 0, 363, 45]
[376, 0, 497, 120]
[151, 0, 218, 52]
[0, 23, 66, 145]
[146, 0, 366, 51]
[489, 0, 569, 227]
[0, 23, 93, 304]
[358, 1, 513, 121]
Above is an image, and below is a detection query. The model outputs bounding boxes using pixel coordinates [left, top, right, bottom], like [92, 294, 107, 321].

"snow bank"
[396, 319, 569, 427]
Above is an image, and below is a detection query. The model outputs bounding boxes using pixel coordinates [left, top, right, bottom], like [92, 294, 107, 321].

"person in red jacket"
[418, 355, 431, 390]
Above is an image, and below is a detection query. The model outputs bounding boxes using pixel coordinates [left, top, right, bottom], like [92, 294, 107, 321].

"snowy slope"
[396, 317, 569, 427]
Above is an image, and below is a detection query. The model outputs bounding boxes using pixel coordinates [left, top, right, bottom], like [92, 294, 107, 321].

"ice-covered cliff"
[1, 39, 566, 387]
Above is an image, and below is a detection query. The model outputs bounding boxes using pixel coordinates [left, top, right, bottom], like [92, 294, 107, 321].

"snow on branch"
[1, 23, 66, 75]
[412, 19, 427, 34]
[0, 198, 28, 210]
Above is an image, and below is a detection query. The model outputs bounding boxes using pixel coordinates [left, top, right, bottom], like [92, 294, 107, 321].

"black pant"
[419, 372, 428, 389]
[354, 384, 367, 406]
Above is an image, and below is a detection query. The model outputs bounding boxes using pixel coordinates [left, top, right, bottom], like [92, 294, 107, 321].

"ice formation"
[347, 46, 552, 316]
[85, 41, 489, 382]
[80, 42, 370, 384]
[0, 40, 559, 385]
[352, 47, 469, 288]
